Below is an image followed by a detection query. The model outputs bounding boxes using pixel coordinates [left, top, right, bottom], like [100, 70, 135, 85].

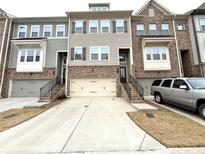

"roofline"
[66, 10, 133, 14]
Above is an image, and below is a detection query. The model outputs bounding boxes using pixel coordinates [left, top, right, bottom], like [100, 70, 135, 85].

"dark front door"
[120, 67, 127, 83]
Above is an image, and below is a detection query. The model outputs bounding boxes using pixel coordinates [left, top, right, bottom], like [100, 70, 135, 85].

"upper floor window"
[101, 47, 109, 60]
[89, 20, 98, 34]
[145, 47, 168, 61]
[101, 20, 110, 33]
[90, 7, 108, 12]
[75, 20, 83, 34]
[18, 25, 27, 38]
[19, 49, 41, 63]
[43, 25, 52, 37]
[161, 24, 169, 35]
[30, 25, 40, 38]
[199, 19, 205, 31]
[56, 24, 65, 37]
[176, 23, 185, 31]
[90, 46, 109, 61]
[149, 9, 155, 17]
[136, 24, 144, 35]
[149, 24, 157, 35]
[116, 20, 124, 33]
[74, 47, 83, 60]
[90, 47, 99, 60]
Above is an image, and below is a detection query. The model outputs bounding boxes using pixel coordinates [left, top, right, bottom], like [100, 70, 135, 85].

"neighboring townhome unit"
[2, 17, 68, 98]
[131, 0, 195, 96]
[66, 3, 133, 97]
[187, 2, 205, 77]
[0, 8, 12, 98]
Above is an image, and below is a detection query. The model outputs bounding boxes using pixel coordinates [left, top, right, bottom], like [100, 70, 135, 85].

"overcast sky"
[0, 0, 205, 17]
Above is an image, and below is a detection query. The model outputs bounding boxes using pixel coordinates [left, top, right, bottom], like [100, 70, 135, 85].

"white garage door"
[70, 79, 116, 97]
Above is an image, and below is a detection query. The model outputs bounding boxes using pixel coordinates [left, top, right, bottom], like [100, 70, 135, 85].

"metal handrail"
[129, 75, 144, 99]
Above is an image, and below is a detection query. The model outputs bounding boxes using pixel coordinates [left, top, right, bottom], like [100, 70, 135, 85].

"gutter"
[172, 14, 182, 77]
[0, 19, 12, 98]
[191, 15, 204, 77]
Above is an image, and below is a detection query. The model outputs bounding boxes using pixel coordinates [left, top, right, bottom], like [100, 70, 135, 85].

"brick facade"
[67, 66, 121, 96]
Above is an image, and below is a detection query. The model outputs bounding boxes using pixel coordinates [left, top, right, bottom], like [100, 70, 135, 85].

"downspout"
[172, 15, 182, 77]
[0, 19, 12, 98]
[0, 18, 8, 71]
[191, 15, 204, 77]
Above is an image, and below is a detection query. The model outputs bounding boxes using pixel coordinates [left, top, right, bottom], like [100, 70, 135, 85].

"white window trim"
[100, 20, 110, 33]
[116, 19, 125, 33]
[17, 25, 27, 38]
[89, 20, 98, 34]
[90, 46, 110, 61]
[75, 20, 83, 34]
[198, 18, 205, 31]
[30, 25, 40, 38]
[74, 46, 83, 61]
[43, 25, 53, 37]
[56, 24, 65, 37]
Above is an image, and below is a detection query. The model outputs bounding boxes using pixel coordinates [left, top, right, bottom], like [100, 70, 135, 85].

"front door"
[120, 67, 127, 83]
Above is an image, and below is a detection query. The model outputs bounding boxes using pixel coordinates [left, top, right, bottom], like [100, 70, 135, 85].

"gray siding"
[138, 78, 158, 96]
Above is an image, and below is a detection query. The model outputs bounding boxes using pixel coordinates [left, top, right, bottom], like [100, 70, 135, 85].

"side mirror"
[179, 85, 189, 90]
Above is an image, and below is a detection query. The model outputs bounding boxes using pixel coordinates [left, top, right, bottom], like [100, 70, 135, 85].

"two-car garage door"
[11, 80, 49, 97]
[70, 79, 116, 97]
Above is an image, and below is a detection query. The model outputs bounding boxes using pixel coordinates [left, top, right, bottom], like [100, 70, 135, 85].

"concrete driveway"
[0, 97, 165, 154]
[0, 98, 48, 112]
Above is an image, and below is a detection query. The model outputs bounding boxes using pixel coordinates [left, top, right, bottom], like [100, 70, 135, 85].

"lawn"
[128, 110, 205, 148]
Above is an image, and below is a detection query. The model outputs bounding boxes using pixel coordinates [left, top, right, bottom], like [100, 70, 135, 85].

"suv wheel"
[199, 104, 205, 120]
[155, 93, 163, 104]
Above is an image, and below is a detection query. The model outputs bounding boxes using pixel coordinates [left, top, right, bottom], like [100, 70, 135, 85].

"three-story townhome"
[2, 17, 68, 98]
[66, 3, 133, 97]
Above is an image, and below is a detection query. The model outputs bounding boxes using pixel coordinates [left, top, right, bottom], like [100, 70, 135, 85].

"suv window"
[173, 79, 188, 89]
[152, 80, 162, 86]
[161, 79, 172, 87]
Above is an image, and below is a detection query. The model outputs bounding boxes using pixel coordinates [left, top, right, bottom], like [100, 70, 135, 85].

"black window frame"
[173, 79, 188, 89]
[161, 79, 172, 88]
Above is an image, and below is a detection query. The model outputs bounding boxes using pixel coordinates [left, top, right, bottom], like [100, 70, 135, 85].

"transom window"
[161, 24, 169, 35]
[149, 24, 157, 35]
[116, 20, 124, 33]
[43, 25, 52, 37]
[75, 21, 83, 33]
[18, 25, 27, 38]
[89, 20, 98, 34]
[177, 24, 185, 31]
[74, 47, 83, 60]
[31, 25, 40, 38]
[199, 19, 205, 31]
[90, 46, 109, 61]
[56, 24, 65, 37]
[19, 49, 41, 63]
[136, 24, 144, 35]
[101, 20, 110, 33]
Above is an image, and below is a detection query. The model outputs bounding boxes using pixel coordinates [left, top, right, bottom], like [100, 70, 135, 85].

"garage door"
[11, 80, 49, 97]
[70, 79, 116, 97]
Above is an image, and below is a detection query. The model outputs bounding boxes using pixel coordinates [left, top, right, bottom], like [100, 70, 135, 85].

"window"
[149, 9, 155, 17]
[35, 50, 40, 62]
[136, 24, 144, 35]
[89, 20, 98, 34]
[101, 47, 109, 60]
[152, 80, 162, 86]
[90, 47, 98, 60]
[177, 24, 185, 30]
[161, 24, 169, 35]
[173, 80, 188, 89]
[31, 25, 40, 37]
[20, 50, 26, 62]
[101, 20, 110, 33]
[74, 47, 83, 60]
[19, 49, 41, 63]
[153, 49, 160, 60]
[149, 24, 157, 35]
[90, 7, 108, 12]
[27, 49, 34, 62]
[199, 19, 205, 31]
[75, 21, 83, 33]
[162, 80, 172, 88]
[146, 50, 151, 60]
[116, 20, 124, 32]
[56, 24, 65, 37]
[119, 55, 126, 62]
[18, 25, 27, 38]
[145, 47, 168, 61]
[43, 25, 52, 37]
[90, 46, 109, 61]
[161, 49, 167, 60]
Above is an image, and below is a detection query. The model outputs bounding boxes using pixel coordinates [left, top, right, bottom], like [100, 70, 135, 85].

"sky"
[0, 0, 205, 17]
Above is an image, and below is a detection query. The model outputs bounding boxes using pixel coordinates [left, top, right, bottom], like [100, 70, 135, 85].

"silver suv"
[151, 78, 205, 119]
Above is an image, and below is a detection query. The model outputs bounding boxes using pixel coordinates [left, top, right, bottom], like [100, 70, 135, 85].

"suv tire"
[199, 104, 205, 120]
[154, 93, 163, 104]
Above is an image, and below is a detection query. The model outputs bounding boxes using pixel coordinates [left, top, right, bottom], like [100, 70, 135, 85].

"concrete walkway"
[0, 97, 165, 153]
[0, 98, 48, 112]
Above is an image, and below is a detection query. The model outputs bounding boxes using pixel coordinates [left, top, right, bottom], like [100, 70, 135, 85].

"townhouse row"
[0, 0, 205, 99]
